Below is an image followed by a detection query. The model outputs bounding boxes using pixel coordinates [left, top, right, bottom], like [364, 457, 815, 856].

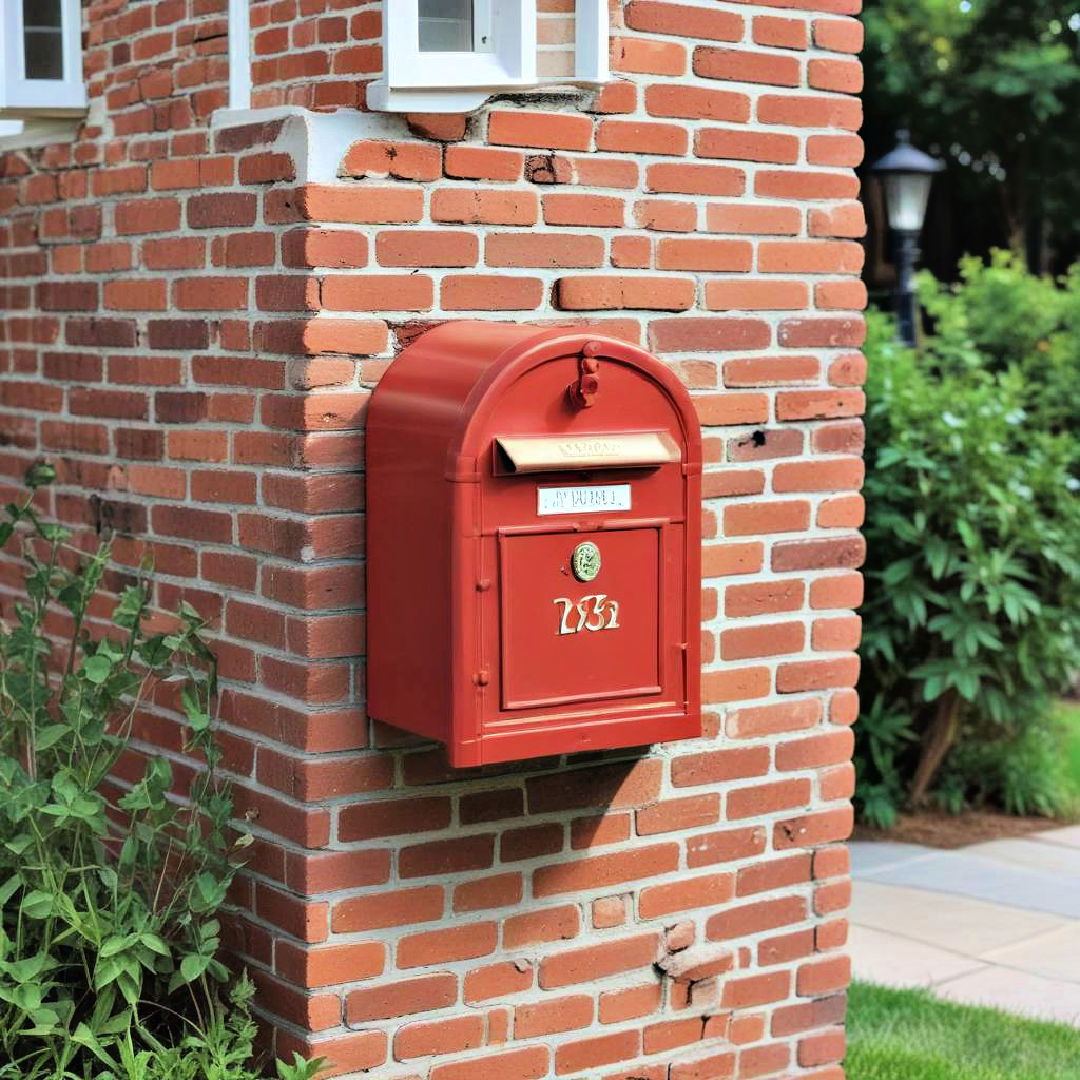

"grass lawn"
[847, 982, 1080, 1079]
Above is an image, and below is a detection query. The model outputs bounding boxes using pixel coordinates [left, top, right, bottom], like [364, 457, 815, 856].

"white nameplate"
[537, 484, 631, 516]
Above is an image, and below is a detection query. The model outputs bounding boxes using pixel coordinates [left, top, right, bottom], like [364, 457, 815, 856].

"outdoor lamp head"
[871, 130, 946, 234]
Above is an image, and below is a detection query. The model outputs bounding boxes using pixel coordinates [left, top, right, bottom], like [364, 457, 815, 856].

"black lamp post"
[870, 131, 945, 347]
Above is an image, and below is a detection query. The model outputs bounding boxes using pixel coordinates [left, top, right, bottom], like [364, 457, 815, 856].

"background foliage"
[856, 254, 1080, 826]
[862, 0, 1080, 270]
[0, 468, 319, 1080]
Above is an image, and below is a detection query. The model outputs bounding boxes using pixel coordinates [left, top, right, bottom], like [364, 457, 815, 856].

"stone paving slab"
[851, 879, 1070, 955]
[849, 924, 986, 989]
[851, 835, 1080, 1026]
[848, 841, 931, 875]
[968, 836, 1080, 877]
[1032, 825, 1080, 849]
[857, 849, 1080, 919]
[935, 964, 1080, 1027]
[978, 922, 1080, 984]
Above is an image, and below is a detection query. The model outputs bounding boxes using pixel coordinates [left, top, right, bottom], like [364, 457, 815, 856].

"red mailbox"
[367, 323, 702, 767]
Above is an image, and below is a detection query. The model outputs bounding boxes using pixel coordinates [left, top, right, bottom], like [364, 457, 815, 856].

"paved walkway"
[851, 825, 1080, 1026]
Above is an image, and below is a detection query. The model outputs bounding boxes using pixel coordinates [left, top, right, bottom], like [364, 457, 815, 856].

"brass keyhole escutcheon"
[571, 541, 601, 583]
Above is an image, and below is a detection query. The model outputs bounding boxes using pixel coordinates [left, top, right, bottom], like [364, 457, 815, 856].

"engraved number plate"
[537, 484, 631, 517]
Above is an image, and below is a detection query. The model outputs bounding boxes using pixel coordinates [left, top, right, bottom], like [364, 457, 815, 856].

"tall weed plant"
[857, 253, 1080, 827]
[0, 466, 320, 1079]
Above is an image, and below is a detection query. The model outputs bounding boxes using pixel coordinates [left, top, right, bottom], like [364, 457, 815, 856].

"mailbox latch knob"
[568, 346, 603, 409]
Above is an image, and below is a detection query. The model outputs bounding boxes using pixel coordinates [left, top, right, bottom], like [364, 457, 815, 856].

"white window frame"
[390, 0, 534, 90]
[370, 0, 609, 114]
[228, 0, 251, 110]
[0, 0, 86, 117]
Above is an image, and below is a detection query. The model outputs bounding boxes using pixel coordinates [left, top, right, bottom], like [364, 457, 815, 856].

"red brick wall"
[0, 1, 866, 1077]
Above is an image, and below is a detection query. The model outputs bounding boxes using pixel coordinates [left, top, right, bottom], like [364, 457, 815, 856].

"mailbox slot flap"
[495, 431, 681, 475]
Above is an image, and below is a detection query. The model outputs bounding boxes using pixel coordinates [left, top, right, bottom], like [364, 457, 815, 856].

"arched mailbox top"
[367, 321, 702, 480]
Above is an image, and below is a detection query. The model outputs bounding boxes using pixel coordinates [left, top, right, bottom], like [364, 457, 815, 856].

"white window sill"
[0, 116, 82, 152]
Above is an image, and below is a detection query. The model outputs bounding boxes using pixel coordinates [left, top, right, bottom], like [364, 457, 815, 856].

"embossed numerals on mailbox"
[367, 323, 702, 767]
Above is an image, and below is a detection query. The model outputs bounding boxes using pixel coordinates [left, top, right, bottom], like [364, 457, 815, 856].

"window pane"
[24, 0, 62, 28]
[23, 0, 65, 80]
[419, 0, 474, 52]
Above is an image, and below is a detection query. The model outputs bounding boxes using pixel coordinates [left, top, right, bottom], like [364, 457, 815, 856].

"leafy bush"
[856, 257, 1080, 826]
[0, 467, 320, 1080]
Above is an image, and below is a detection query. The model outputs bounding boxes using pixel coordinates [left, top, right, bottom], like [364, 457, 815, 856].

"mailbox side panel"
[366, 392, 454, 741]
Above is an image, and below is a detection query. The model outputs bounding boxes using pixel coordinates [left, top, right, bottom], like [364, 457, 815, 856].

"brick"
[540, 934, 659, 989]
[626, 2, 743, 42]
[556, 1030, 639, 1074]
[489, 110, 593, 152]
[657, 237, 753, 272]
[376, 229, 479, 267]
[775, 806, 854, 850]
[431, 1047, 549, 1080]
[394, 1016, 484, 1061]
[596, 119, 689, 156]
[464, 961, 534, 1003]
[442, 275, 544, 311]
[687, 825, 768, 869]
[534, 844, 679, 897]
[338, 796, 451, 841]
[486, 232, 604, 268]
[695, 46, 801, 86]
[697, 127, 800, 165]
[721, 621, 806, 660]
[754, 15, 809, 49]
[300, 184, 424, 225]
[343, 139, 443, 181]
[397, 922, 498, 968]
[777, 390, 865, 421]
[672, 747, 770, 789]
[431, 188, 538, 226]
[331, 886, 444, 932]
[809, 58, 864, 94]
[645, 85, 751, 123]
[515, 995, 593, 1038]
[557, 275, 695, 312]
[504, 906, 580, 949]
[527, 760, 661, 813]
[639, 872, 734, 919]
[544, 193, 625, 227]
[706, 280, 808, 311]
[612, 36, 688, 77]
[814, 17, 864, 53]
[346, 974, 458, 1023]
[637, 793, 720, 836]
[758, 94, 862, 131]
[648, 162, 746, 197]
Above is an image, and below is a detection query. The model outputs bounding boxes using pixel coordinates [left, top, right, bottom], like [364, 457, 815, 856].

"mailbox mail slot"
[367, 323, 702, 767]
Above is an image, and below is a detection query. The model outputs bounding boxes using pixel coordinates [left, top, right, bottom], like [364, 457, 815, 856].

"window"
[369, 0, 537, 114]
[369, 0, 609, 113]
[1, 0, 86, 115]
[419, 0, 480, 53]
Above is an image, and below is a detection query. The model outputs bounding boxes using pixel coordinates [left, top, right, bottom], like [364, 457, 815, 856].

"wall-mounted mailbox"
[367, 323, 702, 767]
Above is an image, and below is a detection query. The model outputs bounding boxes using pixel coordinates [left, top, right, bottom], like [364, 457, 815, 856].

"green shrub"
[856, 258, 1080, 826]
[0, 467, 321, 1080]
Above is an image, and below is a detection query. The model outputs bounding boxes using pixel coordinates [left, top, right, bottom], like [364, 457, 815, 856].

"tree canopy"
[863, 0, 1080, 267]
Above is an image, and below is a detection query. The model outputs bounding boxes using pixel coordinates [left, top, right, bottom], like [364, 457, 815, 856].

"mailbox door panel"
[498, 526, 662, 710]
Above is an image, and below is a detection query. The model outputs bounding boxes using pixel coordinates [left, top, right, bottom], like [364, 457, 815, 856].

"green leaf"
[20, 890, 54, 919]
[81, 654, 113, 685]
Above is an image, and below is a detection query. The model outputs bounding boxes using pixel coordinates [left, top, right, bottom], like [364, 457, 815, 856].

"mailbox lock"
[571, 541, 602, 583]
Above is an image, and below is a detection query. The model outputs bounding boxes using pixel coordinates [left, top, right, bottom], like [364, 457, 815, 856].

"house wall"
[0, 1, 867, 1077]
